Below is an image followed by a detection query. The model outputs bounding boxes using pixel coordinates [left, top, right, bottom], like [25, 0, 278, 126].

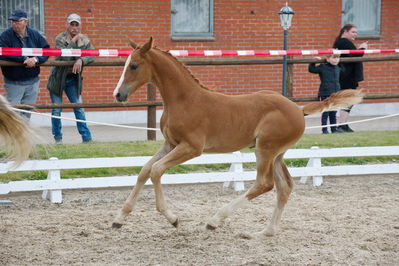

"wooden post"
[42, 157, 62, 203]
[286, 55, 294, 97]
[147, 83, 157, 140]
[223, 151, 245, 191]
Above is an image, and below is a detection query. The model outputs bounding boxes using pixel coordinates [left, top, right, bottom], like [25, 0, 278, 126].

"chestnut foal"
[112, 37, 363, 236]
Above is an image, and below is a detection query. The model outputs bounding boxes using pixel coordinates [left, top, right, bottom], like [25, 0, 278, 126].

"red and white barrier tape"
[0, 47, 398, 57]
[0, 48, 132, 57]
[169, 49, 399, 57]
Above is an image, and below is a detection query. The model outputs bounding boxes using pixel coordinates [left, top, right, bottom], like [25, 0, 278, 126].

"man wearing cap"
[47, 13, 95, 144]
[0, 9, 49, 120]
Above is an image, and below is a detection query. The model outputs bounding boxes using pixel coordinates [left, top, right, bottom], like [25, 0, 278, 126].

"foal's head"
[113, 37, 154, 102]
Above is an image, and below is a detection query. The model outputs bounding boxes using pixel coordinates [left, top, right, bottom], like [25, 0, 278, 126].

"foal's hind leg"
[112, 142, 174, 228]
[206, 148, 277, 230]
[261, 153, 293, 236]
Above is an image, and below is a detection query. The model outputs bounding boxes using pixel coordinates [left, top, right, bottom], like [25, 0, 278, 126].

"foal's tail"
[302, 89, 364, 116]
[0, 95, 34, 168]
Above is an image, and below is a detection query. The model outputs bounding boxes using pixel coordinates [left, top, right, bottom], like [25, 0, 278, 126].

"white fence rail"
[0, 146, 398, 203]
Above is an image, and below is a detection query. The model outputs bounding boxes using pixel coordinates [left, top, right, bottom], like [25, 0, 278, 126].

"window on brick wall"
[342, 0, 381, 37]
[171, 0, 214, 40]
[0, 0, 45, 34]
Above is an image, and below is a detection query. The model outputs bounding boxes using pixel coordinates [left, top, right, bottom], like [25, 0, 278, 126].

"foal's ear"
[140, 37, 153, 55]
[128, 39, 138, 49]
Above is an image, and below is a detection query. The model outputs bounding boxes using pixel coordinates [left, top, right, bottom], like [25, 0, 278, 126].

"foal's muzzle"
[115, 92, 128, 102]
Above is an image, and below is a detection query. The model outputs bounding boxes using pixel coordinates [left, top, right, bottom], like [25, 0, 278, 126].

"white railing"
[0, 146, 398, 203]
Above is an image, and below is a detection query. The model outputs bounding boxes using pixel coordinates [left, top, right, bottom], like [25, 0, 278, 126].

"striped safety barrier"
[169, 49, 399, 57]
[0, 48, 132, 57]
[0, 47, 398, 57]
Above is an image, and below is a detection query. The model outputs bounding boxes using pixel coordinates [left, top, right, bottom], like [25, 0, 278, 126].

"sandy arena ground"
[1, 174, 398, 265]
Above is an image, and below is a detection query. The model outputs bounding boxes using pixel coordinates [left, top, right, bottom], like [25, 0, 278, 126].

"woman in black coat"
[333, 24, 368, 132]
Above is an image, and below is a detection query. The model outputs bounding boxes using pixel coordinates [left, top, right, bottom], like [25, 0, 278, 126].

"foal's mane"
[153, 47, 211, 91]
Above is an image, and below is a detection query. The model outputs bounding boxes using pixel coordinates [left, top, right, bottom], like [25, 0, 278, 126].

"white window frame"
[171, 0, 214, 41]
[342, 0, 381, 38]
[0, 0, 45, 34]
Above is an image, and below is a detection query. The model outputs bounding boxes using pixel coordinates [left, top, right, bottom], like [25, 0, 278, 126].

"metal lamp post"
[279, 2, 294, 97]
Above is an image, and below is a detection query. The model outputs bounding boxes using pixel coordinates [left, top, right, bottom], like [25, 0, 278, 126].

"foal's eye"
[130, 64, 138, 70]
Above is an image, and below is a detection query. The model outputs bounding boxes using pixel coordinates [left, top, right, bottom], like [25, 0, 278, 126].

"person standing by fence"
[309, 53, 345, 134]
[333, 24, 368, 132]
[46, 13, 94, 144]
[0, 9, 49, 120]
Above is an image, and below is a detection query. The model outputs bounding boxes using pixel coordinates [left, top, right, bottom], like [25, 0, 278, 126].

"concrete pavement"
[33, 115, 398, 145]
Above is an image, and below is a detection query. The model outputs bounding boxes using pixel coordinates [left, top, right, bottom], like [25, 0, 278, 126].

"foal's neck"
[150, 49, 210, 102]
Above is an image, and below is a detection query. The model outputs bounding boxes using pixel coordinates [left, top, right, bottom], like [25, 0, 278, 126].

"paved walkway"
[33, 115, 398, 145]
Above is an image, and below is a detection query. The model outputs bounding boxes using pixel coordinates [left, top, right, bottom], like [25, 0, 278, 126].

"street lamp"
[279, 2, 294, 97]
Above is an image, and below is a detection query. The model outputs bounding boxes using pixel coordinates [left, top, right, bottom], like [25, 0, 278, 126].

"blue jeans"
[50, 76, 92, 141]
[4, 77, 39, 120]
[319, 96, 337, 133]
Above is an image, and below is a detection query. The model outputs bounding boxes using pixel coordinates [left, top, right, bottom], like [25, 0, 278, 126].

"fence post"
[41, 157, 62, 203]
[299, 146, 323, 186]
[147, 83, 157, 140]
[286, 55, 294, 97]
[223, 151, 245, 191]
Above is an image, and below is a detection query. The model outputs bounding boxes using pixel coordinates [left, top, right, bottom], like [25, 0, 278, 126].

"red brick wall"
[2, 0, 398, 108]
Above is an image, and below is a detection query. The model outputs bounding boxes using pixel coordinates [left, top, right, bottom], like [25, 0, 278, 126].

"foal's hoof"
[264, 227, 276, 236]
[172, 218, 179, 228]
[112, 222, 123, 229]
[264, 230, 275, 237]
[206, 224, 217, 230]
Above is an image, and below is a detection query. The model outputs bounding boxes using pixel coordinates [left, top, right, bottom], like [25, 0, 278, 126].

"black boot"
[331, 127, 343, 133]
[339, 124, 354, 132]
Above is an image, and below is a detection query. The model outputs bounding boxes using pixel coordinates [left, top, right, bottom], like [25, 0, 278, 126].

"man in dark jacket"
[0, 9, 49, 120]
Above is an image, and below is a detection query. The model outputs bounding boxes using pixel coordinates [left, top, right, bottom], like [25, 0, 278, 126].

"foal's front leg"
[150, 142, 201, 227]
[112, 143, 173, 228]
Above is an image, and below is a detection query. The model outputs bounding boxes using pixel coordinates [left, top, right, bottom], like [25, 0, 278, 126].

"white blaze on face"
[113, 53, 132, 97]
